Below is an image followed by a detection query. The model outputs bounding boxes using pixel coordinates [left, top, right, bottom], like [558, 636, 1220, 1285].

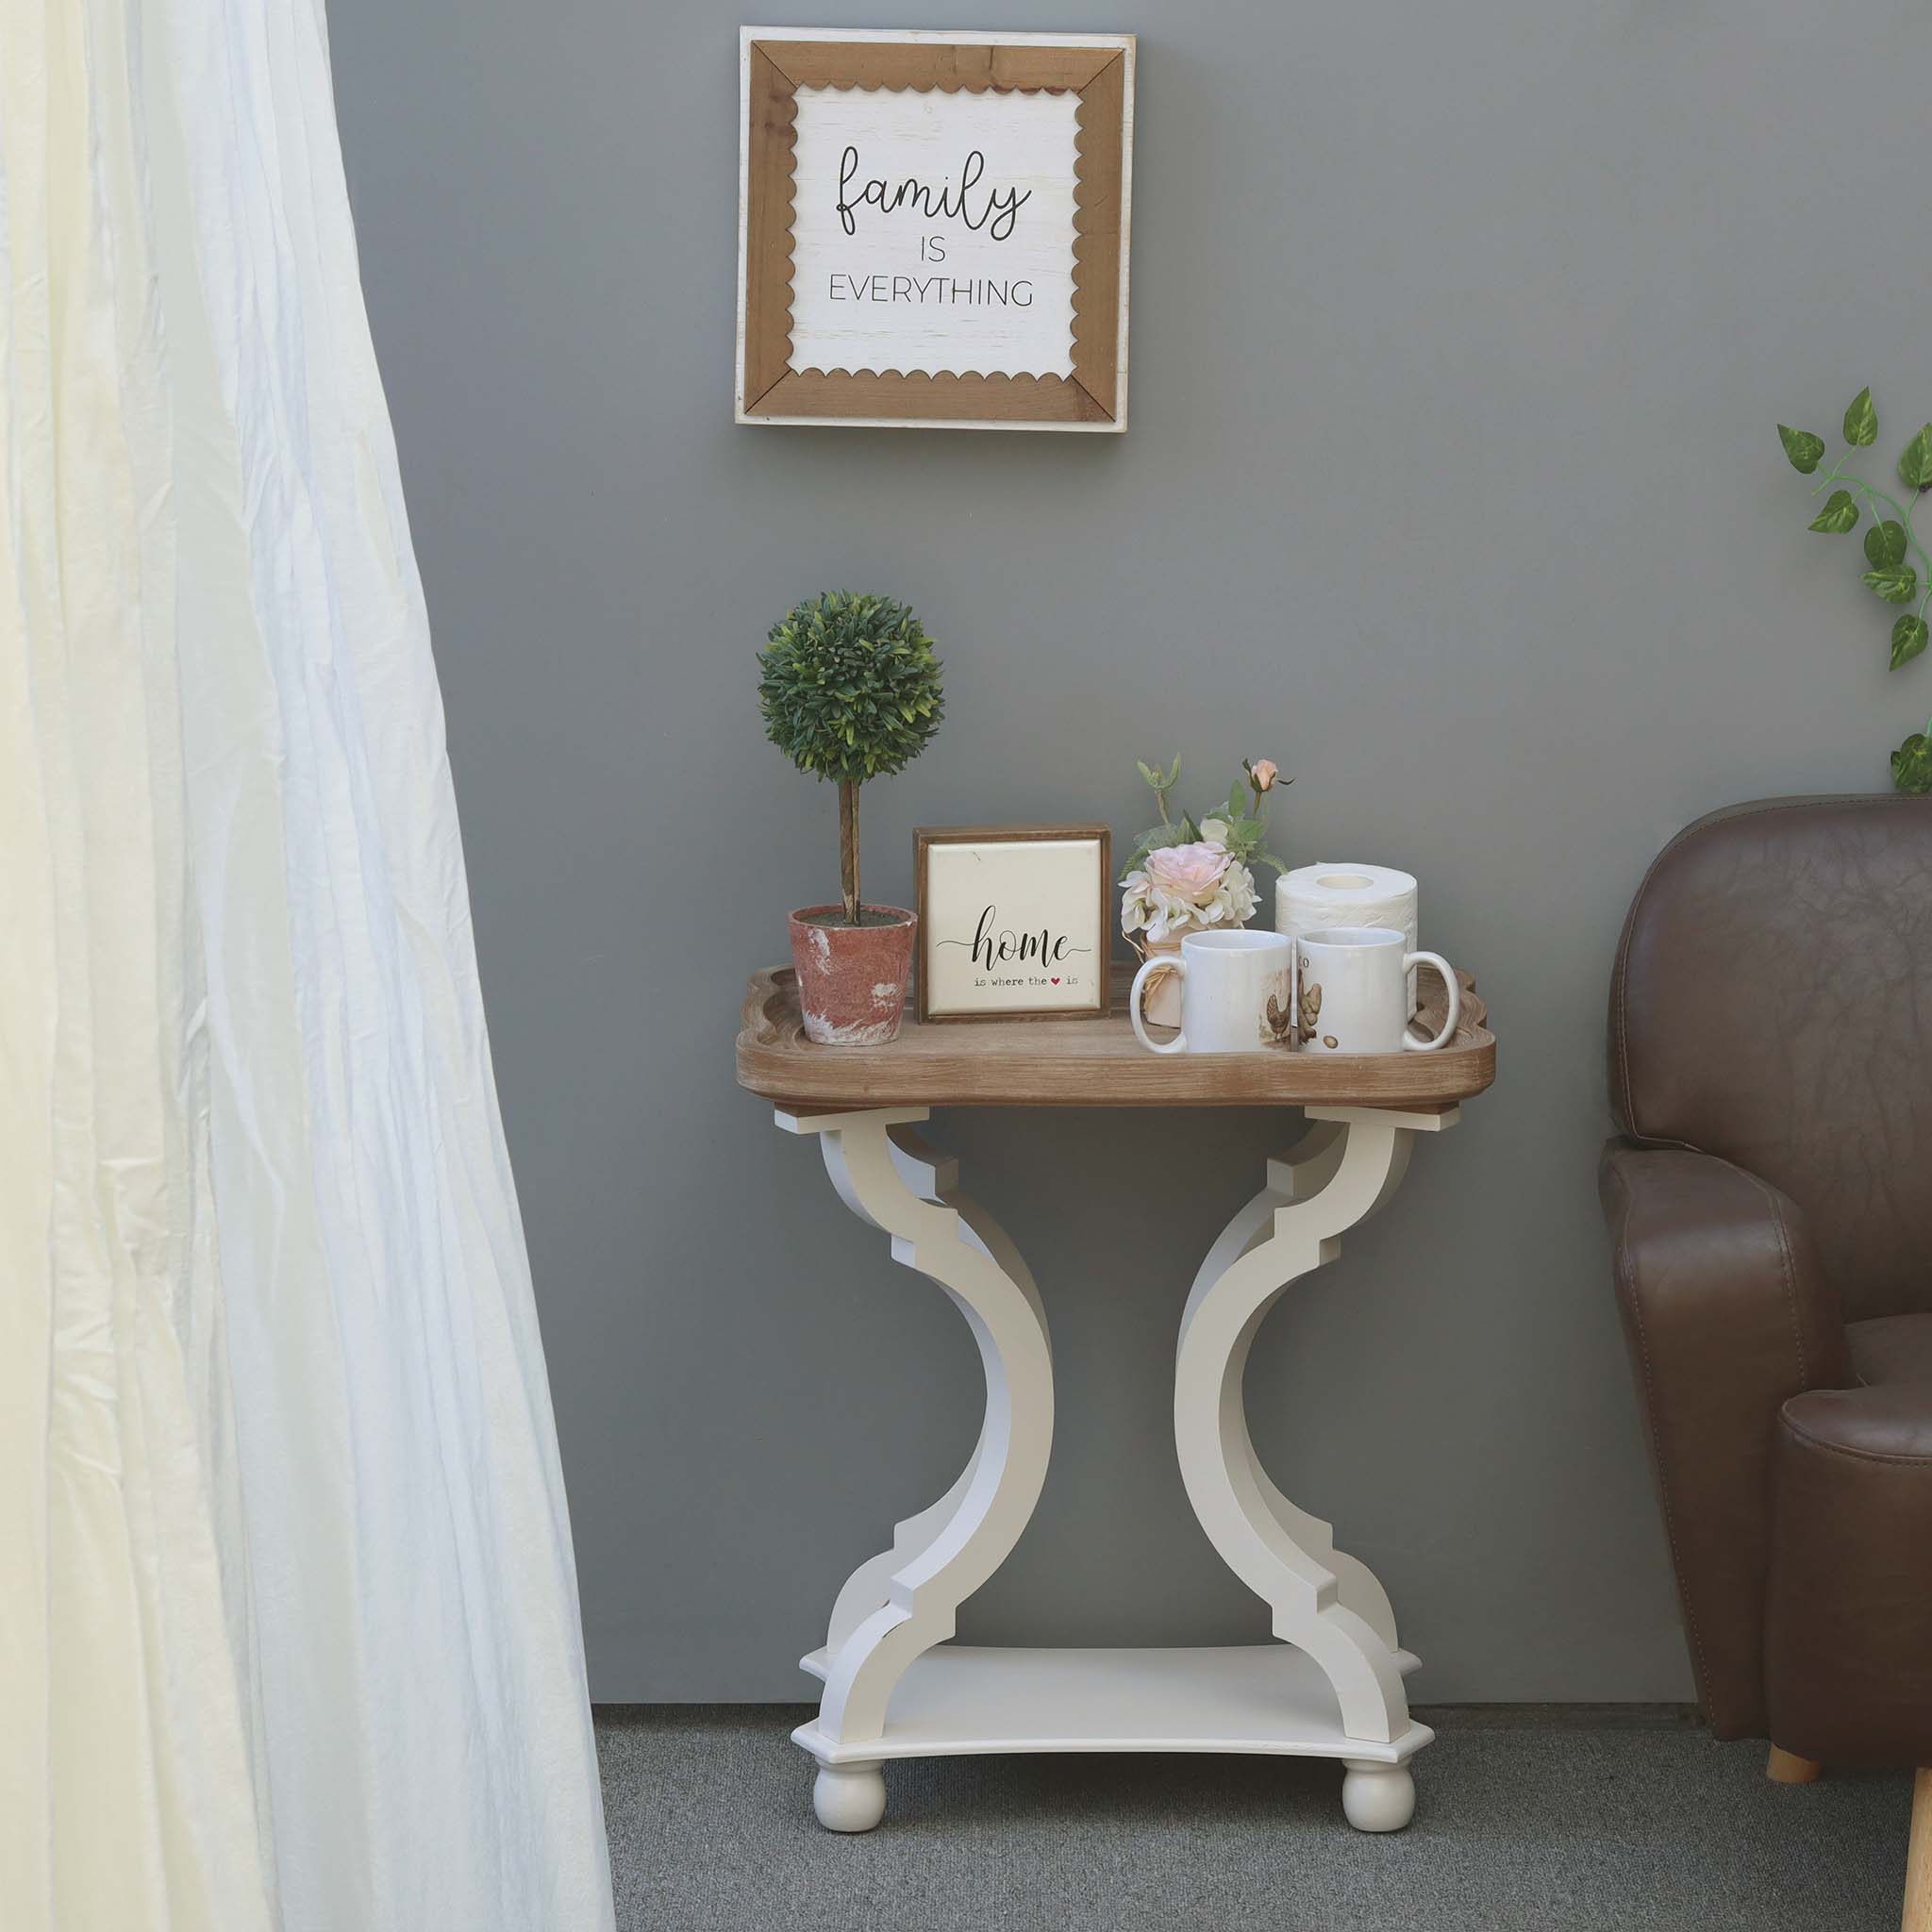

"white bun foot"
[813, 1762, 887, 1833]
[1341, 1762, 1415, 1833]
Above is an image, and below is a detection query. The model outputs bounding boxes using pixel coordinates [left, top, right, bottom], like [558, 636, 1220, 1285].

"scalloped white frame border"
[788, 86, 1082, 382]
[735, 26, 1134, 433]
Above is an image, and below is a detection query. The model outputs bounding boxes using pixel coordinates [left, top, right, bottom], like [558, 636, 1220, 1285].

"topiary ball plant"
[758, 591, 944, 924]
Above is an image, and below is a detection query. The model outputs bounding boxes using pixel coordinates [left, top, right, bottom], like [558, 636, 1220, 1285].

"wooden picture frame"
[915, 825, 1112, 1023]
[736, 27, 1134, 432]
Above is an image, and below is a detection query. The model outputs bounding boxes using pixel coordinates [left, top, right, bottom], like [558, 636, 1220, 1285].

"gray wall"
[329, 0, 1932, 1700]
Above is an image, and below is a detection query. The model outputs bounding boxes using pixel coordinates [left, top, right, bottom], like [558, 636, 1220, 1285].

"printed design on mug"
[1296, 957, 1323, 1045]
[1260, 969, 1294, 1046]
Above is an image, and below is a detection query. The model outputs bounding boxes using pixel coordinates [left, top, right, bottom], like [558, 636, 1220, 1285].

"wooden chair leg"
[1766, 1744, 1823, 1784]
[1905, 1768, 1932, 1932]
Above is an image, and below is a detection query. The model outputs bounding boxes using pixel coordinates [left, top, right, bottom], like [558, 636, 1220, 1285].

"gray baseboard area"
[594, 1700, 1707, 1727]
[1414, 1702, 1704, 1729]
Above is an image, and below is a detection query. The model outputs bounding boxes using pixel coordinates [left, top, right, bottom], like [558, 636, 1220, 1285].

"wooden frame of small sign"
[915, 825, 1112, 1023]
[737, 27, 1134, 432]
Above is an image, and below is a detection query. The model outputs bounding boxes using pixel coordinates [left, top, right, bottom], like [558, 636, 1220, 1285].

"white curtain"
[0, 0, 616, 1925]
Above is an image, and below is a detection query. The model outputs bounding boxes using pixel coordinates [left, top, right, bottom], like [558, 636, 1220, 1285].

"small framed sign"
[915, 825, 1112, 1023]
[737, 27, 1134, 432]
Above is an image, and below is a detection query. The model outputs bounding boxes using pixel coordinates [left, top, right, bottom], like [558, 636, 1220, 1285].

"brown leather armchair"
[1601, 796, 1932, 1926]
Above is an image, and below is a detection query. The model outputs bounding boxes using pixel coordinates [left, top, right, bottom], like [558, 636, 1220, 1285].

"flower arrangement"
[1119, 755, 1289, 948]
[1120, 841, 1259, 944]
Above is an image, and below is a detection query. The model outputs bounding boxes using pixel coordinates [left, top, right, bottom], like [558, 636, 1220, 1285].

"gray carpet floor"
[596, 1705, 1910, 1930]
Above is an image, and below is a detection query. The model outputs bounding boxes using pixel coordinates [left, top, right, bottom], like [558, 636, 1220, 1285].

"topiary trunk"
[839, 779, 859, 924]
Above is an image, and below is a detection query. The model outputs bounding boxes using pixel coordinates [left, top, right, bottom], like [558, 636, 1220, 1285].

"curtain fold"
[0, 0, 617, 1925]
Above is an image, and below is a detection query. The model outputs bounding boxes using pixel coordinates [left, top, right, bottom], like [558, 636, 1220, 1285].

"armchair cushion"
[1849, 1313, 1932, 1388]
[1766, 1385, 1932, 1764]
[1600, 1141, 1851, 1738]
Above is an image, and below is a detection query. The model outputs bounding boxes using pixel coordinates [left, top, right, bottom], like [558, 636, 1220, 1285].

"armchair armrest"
[1767, 1386, 1932, 1765]
[1599, 1141, 1851, 1738]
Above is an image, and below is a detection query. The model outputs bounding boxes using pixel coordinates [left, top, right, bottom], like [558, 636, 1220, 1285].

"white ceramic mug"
[1129, 929, 1295, 1055]
[1292, 925, 1459, 1055]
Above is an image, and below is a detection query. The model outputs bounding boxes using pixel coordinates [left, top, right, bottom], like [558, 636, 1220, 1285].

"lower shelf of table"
[792, 1642, 1431, 1767]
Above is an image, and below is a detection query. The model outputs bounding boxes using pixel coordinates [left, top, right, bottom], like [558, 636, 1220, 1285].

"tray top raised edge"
[735, 962, 1494, 1110]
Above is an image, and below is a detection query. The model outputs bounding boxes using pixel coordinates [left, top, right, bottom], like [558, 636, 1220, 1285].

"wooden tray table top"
[736, 961, 1493, 1111]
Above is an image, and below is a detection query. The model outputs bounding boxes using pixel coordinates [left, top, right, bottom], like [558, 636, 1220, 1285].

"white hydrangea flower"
[1201, 860, 1258, 927]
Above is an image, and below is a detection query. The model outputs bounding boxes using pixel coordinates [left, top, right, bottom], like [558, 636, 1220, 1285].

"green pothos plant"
[1778, 388, 1932, 792]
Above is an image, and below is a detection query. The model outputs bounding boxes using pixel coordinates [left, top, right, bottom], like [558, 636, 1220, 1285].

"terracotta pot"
[788, 905, 917, 1046]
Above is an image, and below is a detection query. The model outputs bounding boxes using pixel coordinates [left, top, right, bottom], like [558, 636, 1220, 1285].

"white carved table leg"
[1174, 1104, 1457, 1833]
[776, 1107, 1053, 1831]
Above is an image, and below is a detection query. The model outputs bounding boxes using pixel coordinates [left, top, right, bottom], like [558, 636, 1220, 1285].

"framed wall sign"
[915, 825, 1112, 1023]
[736, 27, 1134, 433]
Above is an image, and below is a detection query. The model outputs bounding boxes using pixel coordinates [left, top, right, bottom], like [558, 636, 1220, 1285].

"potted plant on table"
[1119, 754, 1290, 1025]
[758, 591, 944, 1045]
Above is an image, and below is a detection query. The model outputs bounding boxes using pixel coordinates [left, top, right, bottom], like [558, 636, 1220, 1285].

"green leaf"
[1864, 565, 1919, 604]
[1891, 731, 1932, 794]
[1891, 615, 1929, 670]
[1808, 491, 1860, 534]
[1843, 387, 1877, 447]
[1227, 776, 1246, 820]
[1866, 521, 1908, 568]
[1778, 425, 1826, 474]
[1901, 425, 1932, 490]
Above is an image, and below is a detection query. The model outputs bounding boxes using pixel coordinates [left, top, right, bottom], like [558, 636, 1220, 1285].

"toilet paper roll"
[1275, 864, 1422, 1016]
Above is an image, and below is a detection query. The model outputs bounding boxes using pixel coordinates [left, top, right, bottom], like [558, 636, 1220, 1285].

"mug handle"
[1130, 953, 1188, 1055]
[1401, 953, 1460, 1052]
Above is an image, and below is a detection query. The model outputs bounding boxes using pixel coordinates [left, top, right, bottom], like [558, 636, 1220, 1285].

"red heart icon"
[1050, 976, 1060, 985]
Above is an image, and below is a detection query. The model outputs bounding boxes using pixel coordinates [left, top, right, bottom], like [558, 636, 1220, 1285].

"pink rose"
[1143, 841, 1231, 900]
[1250, 758, 1279, 791]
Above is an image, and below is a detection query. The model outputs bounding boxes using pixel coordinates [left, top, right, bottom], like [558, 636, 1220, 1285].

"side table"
[736, 961, 1495, 1834]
